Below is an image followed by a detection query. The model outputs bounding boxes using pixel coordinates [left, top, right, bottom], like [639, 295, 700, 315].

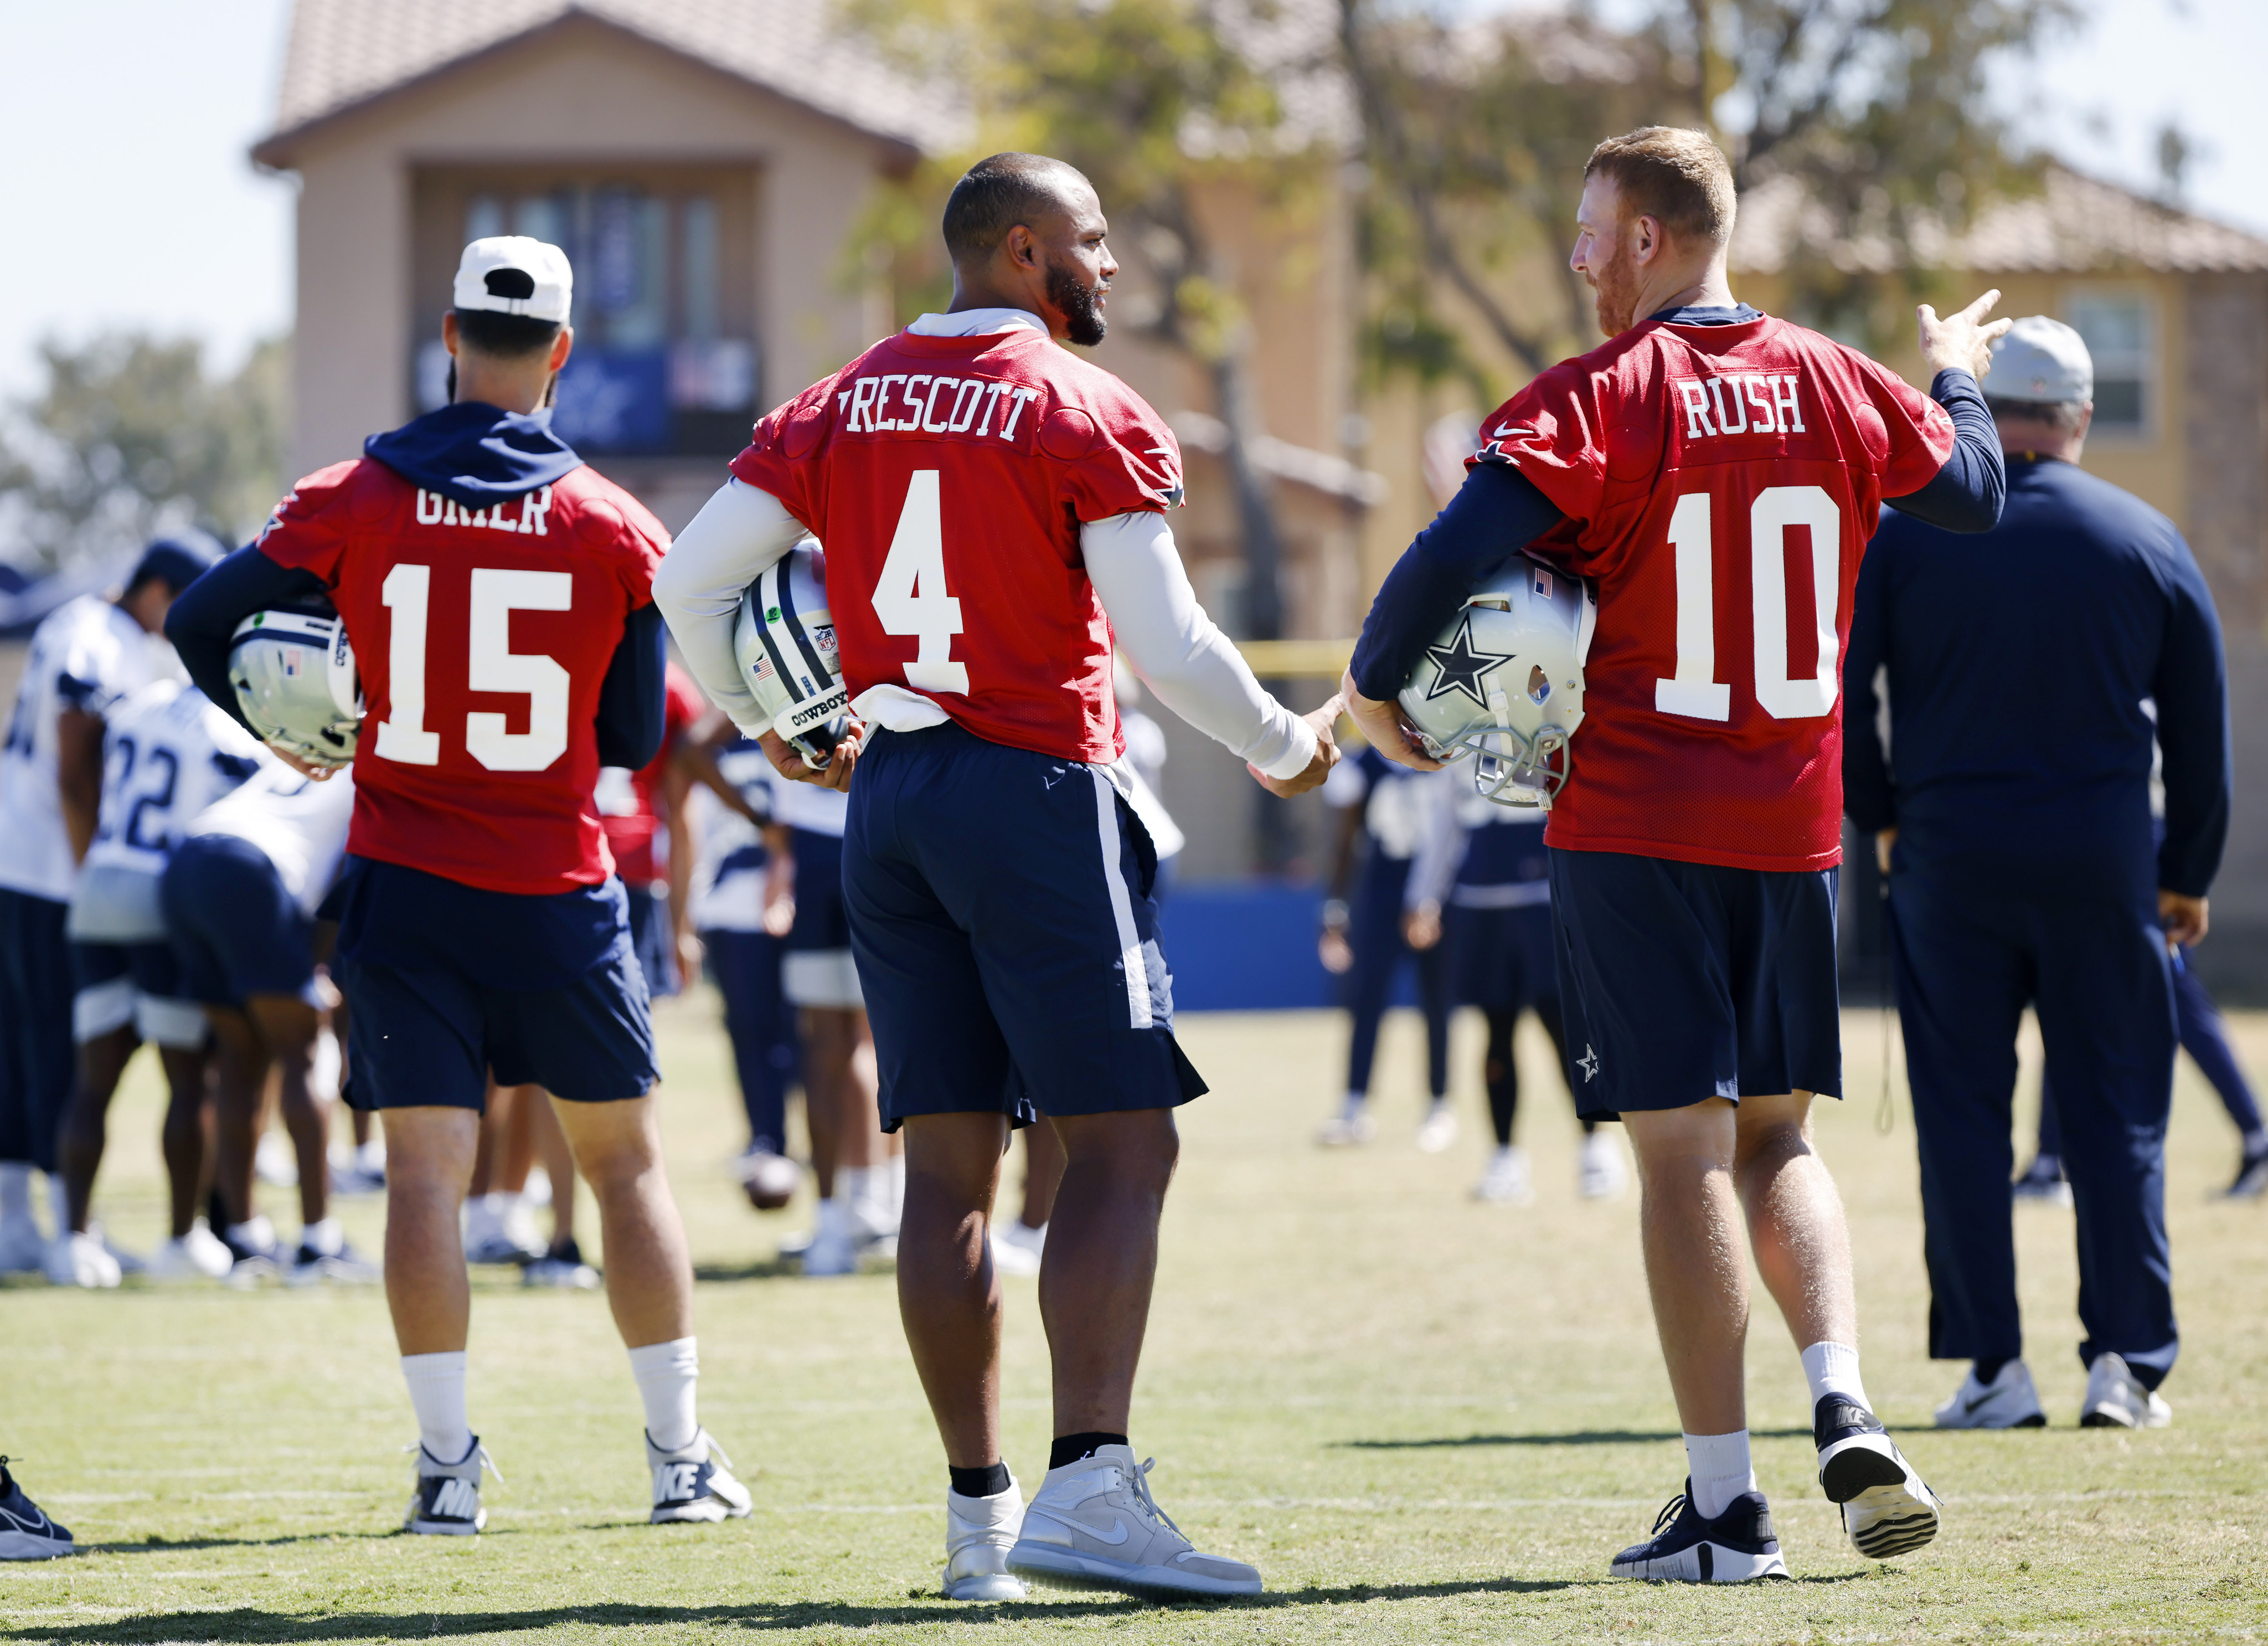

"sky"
[0, 0, 2260, 398]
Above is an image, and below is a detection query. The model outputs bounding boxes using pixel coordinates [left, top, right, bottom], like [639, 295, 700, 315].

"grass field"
[3, 997, 2266, 1644]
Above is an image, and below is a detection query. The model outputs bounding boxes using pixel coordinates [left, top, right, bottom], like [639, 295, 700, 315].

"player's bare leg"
[801, 1006, 894, 1273]
[1039, 1110, 1178, 1434]
[55, 1025, 140, 1236]
[548, 1091, 693, 1350]
[895, 1111, 1009, 1467]
[1733, 1093, 1858, 1350]
[158, 1047, 209, 1241]
[1622, 1100, 1751, 1436]
[381, 1107, 479, 1354]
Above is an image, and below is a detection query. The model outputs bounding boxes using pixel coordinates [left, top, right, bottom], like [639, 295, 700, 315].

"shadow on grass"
[689, 1259, 802, 1284]
[1336, 1428, 1813, 1449]
[5, 1579, 1594, 1640]
[83, 1529, 538, 1556]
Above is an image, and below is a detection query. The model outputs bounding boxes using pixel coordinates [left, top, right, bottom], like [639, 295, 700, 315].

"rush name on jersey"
[729, 326, 1184, 765]
[254, 460, 667, 893]
[1477, 311, 1954, 872]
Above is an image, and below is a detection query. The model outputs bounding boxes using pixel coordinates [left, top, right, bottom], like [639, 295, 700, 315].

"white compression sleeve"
[652, 477, 811, 734]
[1081, 511, 1317, 780]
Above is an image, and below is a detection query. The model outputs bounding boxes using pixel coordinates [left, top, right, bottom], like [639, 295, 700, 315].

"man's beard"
[1047, 258, 1109, 347]
[1588, 242, 1640, 337]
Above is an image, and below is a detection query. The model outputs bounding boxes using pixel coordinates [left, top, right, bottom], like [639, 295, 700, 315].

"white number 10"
[1654, 485, 1842, 722]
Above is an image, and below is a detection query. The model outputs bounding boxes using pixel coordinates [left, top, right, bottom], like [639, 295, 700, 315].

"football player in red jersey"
[659, 153, 1338, 1601]
[1346, 128, 2012, 1581]
[165, 238, 750, 1536]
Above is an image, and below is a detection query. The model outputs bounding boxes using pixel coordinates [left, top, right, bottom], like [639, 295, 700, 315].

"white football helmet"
[733, 541, 849, 768]
[1396, 554, 1595, 808]
[228, 608, 362, 769]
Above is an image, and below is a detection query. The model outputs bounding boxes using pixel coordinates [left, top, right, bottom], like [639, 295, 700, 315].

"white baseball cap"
[453, 236, 573, 322]
[1987, 315, 2092, 404]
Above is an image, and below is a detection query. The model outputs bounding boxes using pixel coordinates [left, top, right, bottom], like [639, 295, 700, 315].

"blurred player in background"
[1404, 790, 1625, 1204]
[1315, 741, 1452, 1150]
[164, 755, 371, 1283]
[598, 660, 709, 999]
[50, 677, 263, 1285]
[0, 534, 213, 1271]
[686, 729, 802, 1209]
[658, 151, 1337, 1601]
[166, 235, 747, 1535]
[1347, 127, 2009, 1579]
[1846, 316, 2230, 1431]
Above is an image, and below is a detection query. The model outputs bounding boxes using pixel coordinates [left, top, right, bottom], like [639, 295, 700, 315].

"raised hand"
[1918, 289, 2014, 381]
[1252, 694, 1346, 798]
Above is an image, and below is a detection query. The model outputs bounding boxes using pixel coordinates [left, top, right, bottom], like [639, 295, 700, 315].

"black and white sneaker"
[0, 1458, 74, 1560]
[646, 1429, 752, 1524]
[2224, 1140, 2268, 1201]
[1610, 1482, 1788, 1582]
[1816, 1395, 1941, 1558]
[404, 1438, 497, 1535]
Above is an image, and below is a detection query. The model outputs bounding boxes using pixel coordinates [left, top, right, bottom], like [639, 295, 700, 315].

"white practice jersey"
[83, 682, 266, 881]
[0, 596, 177, 902]
[690, 739, 776, 934]
[185, 759, 358, 918]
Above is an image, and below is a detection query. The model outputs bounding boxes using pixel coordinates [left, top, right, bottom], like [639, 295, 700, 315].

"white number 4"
[1654, 484, 1842, 723]
[873, 470, 969, 694]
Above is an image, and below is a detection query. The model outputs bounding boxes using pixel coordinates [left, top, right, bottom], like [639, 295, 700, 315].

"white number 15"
[1654, 485, 1842, 723]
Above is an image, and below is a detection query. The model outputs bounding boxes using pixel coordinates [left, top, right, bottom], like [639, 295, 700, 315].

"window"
[2066, 292, 2153, 435]
[413, 168, 758, 457]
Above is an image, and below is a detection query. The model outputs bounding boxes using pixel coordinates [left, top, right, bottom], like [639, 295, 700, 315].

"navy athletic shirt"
[1844, 454, 2231, 905]
[1349, 305, 2003, 702]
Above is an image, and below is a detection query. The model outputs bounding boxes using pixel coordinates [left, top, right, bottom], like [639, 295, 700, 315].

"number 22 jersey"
[1478, 309, 1954, 873]
[729, 322, 1185, 766]
[254, 461, 668, 894]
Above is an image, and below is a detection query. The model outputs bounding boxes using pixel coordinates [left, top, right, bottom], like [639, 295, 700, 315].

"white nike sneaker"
[1934, 1360, 2045, 1429]
[1415, 1101, 1458, 1153]
[1473, 1145, 1534, 1205]
[44, 1231, 121, 1289]
[943, 1477, 1028, 1600]
[1578, 1130, 1628, 1200]
[1008, 1446, 1261, 1599]
[646, 1429, 752, 1524]
[990, 1225, 1044, 1278]
[255, 1131, 300, 1186]
[1815, 1396, 1942, 1559]
[2081, 1352, 2171, 1429]
[0, 1457, 73, 1560]
[149, 1221, 234, 1281]
[1316, 1109, 1376, 1148]
[0, 1214, 47, 1274]
[405, 1438, 497, 1535]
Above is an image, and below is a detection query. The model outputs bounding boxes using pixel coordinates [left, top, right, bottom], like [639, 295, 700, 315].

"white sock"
[0, 1163, 32, 1223]
[227, 1215, 275, 1251]
[838, 1166, 871, 1228]
[886, 1152, 905, 1207]
[1801, 1341, 1870, 1412]
[1683, 1429, 1756, 1520]
[401, 1351, 473, 1462]
[302, 1217, 343, 1257]
[627, 1336, 700, 1452]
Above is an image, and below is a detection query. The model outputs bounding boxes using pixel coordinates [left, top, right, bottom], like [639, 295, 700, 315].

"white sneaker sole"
[0, 1530, 74, 1560]
[1934, 1401, 2045, 1429]
[650, 1498, 751, 1524]
[405, 1514, 484, 1535]
[1610, 1542, 1788, 1582]
[942, 1568, 1028, 1601]
[1819, 1432, 1942, 1559]
[2081, 1400, 2171, 1429]
[1008, 1541, 1261, 1598]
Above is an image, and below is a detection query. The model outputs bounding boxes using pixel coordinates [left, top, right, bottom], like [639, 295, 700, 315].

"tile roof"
[257, 0, 970, 162]
[1732, 164, 2268, 277]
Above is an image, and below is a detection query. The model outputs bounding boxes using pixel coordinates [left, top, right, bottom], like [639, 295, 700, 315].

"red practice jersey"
[600, 662, 706, 887]
[1478, 311, 1954, 872]
[729, 326, 1185, 764]
[256, 462, 668, 893]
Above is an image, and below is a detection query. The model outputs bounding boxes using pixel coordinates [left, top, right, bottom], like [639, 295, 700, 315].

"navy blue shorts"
[70, 937, 183, 999]
[0, 887, 73, 1170]
[625, 881, 680, 997]
[785, 828, 850, 953]
[1549, 847, 1841, 1120]
[1447, 900, 1558, 1013]
[844, 721, 1206, 1131]
[162, 834, 318, 1007]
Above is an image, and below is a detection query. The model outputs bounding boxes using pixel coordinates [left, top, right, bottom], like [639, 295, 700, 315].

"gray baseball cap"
[1987, 315, 2093, 404]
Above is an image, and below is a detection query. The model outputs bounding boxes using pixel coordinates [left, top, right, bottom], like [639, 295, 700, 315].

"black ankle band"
[950, 1463, 1011, 1499]
[1048, 1432, 1128, 1470]
[1973, 1357, 2008, 1385]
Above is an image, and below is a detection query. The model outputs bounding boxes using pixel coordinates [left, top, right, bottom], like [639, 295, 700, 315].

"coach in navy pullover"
[1843, 317, 2230, 1421]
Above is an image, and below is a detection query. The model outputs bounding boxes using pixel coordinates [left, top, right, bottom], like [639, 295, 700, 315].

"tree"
[0, 333, 290, 579]
[847, 0, 1335, 647]
[1342, 0, 2077, 390]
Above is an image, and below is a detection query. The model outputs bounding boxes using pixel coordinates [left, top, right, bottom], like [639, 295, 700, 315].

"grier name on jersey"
[837, 373, 1043, 440]
[1676, 373, 1807, 441]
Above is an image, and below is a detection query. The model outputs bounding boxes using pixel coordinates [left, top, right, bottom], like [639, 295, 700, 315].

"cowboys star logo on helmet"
[1398, 552, 1594, 809]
